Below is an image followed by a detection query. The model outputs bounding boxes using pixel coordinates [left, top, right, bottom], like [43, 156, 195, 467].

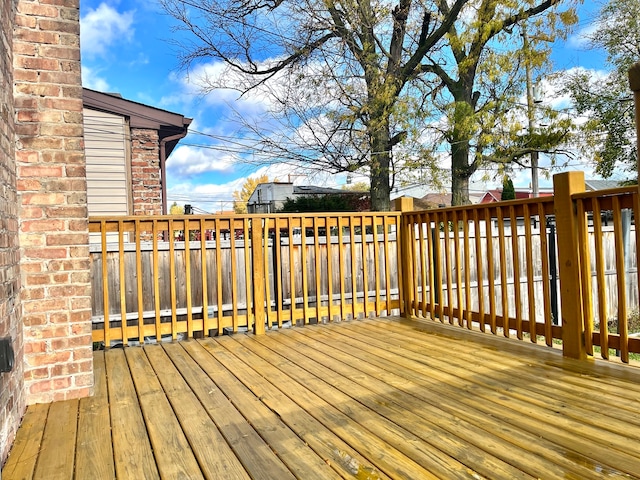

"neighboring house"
[418, 192, 484, 208]
[479, 189, 553, 203]
[83, 89, 191, 216]
[247, 182, 367, 213]
[585, 179, 622, 191]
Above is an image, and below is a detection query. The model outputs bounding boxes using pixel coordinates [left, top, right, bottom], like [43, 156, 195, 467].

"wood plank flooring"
[4, 317, 640, 479]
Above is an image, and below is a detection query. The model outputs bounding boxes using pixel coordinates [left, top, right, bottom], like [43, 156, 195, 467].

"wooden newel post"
[394, 197, 414, 318]
[628, 62, 640, 183]
[553, 172, 587, 360]
[251, 218, 266, 335]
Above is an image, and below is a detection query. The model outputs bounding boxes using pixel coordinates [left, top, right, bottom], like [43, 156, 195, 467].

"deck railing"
[399, 196, 561, 344]
[574, 186, 640, 362]
[88, 213, 401, 346]
[401, 172, 640, 362]
[88, 172, 640, 363]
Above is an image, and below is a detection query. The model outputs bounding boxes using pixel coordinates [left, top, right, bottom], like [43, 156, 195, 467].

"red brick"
[14, 14, 37, 28]
[17, 2, 59, 17]
[25, 274, 52, 286]
[40, 46, 80, 61]
[73, 372, 93, 387]
[23, 312, 53, 327]
[72, 347, 93, 360]
[16, 177, 42, 190]
[29, 325, 70, 339]
[24, 367, 50, 380]
[24, 341, 47, 354]
[15, 151, 39, 163]
[24, 248, 67, 260]
[38, 19, 79, 35]
[21, 219, 65, 232]
[25, 351, 71, 368]
[70, 297, 91, 310]
[20, 192, 65, 205]
[49, 312, 69, 324]
[40, 123, 83, 137]
[51, 335, 89, 350]
[12, 41, 38, 56]
[42, 97, 82, 111]
[21, 287, 44, 300]
[17, 110, 62, 123]
[16, 136, 64, 150]
[22, 297, 68, 313]
[14, 123, 39, 137]
[48, 285, 87, 297]
[28, 380, 53, 395]
[52, 272, 70, 283]
[15, 56, 59, 71]
[52, 377, 71, 390]
[70, 322, 90, 335]
[19, 165, 64, 178]
[13, 69, 38, 82]
[20, 235, 45, 247]
[21, 262, 43, 273]
[13, 28, 58, 44]
[15, 83, 61, 97]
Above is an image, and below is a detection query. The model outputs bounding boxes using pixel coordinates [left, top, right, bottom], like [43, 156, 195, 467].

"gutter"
[159, 130, 189, 215]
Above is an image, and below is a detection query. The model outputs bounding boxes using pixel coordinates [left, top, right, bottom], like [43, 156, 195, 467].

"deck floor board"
[4, 318, 640, 479]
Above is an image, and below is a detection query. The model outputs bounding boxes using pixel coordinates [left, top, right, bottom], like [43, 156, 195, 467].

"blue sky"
[79, 0, 611, 212]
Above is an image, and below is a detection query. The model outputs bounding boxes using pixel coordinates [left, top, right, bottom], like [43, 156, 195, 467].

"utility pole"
[522, 24, 539, 197]
[629, 62, 640, 182]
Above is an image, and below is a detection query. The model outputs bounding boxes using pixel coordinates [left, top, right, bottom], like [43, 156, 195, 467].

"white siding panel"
[84, 108, 129, 218]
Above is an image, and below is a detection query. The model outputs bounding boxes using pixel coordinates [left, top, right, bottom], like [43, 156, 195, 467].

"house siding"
[13, 0, 93, 411]
[84, 107, 130, 216]
[0, 0, 25, 465]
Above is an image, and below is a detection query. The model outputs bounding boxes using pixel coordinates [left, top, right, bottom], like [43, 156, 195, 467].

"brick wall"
[0, 0, 25, 465]
[131, 128, 163, 216]
[14, 0, 93, 404]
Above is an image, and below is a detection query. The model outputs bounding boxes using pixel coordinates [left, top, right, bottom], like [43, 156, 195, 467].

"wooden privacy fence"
[401, 172, 640, 362]
[89, 213, 401, 346]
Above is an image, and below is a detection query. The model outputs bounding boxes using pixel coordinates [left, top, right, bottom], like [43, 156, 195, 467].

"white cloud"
[81, 65, 110, 91]
[80, 3, 135, 58]
[567, 21, 600, 49]
[165, 163, 355, 213]
[166, 145, 237, 178]
[162, 61, 276, 119]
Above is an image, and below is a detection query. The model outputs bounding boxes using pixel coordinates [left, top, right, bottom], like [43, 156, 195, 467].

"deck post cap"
[629, 62, 640, 91]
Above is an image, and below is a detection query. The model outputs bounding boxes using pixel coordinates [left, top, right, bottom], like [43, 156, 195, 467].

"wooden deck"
[4, 317, 640, 480]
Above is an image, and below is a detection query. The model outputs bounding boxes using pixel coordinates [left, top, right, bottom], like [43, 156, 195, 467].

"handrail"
[400, 197, 561, 345]
[399, 175, 640, 363]
[89, 212, 402, 346]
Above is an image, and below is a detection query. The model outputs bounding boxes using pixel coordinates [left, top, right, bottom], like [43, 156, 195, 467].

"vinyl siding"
[84, 108, 130, 216]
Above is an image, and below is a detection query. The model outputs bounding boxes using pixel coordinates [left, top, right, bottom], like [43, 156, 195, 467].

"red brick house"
[83, 88, 191, 216]
[479, 189, 553, 203]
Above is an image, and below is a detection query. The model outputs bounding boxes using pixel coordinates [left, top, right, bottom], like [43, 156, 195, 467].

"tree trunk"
[369, 123, 392, 211]
[451, 134, 471, 206]
[449, 98, 476, 206]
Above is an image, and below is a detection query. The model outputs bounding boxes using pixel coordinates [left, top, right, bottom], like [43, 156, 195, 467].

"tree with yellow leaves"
[232, 175, 269, 213]
[169, 201, 184, 215]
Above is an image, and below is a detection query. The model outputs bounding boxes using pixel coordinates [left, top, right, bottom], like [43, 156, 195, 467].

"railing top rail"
[404, 195, 555, 218]
[88, 211, 402, 223]
[571, 185, 639, 201]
